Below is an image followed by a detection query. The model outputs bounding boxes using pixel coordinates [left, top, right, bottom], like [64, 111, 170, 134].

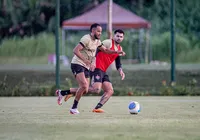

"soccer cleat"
[64, 94, 73, 102]
[92, 108, 104, 113]
[56, 89, 63, 105]
[70, 108, 80, 114]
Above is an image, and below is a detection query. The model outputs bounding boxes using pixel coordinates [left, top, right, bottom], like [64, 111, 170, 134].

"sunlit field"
[0, 97, 200, 140]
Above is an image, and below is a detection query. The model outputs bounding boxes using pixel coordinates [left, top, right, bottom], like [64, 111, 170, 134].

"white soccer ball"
[128, 101, 141, 114]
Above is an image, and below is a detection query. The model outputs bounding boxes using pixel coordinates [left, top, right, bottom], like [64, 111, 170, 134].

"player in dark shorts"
[56, 24, 124, 114]
[90, 29, 125, 113]
[60, 29, 126, 113]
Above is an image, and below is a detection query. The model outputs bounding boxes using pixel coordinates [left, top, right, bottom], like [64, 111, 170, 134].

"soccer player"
[91, 29, 125, 113]
[56, 23, 124, 114]
[59, 29, 126, 113]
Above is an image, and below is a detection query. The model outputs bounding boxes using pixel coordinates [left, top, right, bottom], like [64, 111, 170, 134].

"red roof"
[62, 1, 151, 29]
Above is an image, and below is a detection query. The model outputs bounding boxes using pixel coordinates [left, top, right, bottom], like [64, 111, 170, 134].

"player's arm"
[118, 46, 126, 56]
[73, 43, 91, 66]
[91, 57, 96, 66]
[115, 56, 125, 80]
[90, 57, 96, 71]
[98, 44, 124, 54]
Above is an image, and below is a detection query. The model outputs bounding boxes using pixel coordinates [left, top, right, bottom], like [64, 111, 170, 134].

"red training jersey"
[96, 39, 121, 72]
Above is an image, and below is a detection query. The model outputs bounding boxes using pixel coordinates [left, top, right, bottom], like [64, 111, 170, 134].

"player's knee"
[95, 88, 101, 94]
[91, 87, 101, 94]
[107, 89, 114, 96]
[89, 86, 101, 94]
[80, 82, 88, 91]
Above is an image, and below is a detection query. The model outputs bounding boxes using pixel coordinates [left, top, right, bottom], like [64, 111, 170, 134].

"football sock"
[95, 103, 103, 109]
[61, 90, 70, 96]
[72, 100, 78, 109]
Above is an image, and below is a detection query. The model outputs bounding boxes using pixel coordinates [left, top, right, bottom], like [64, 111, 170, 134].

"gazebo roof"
[62, 1, 151, 29]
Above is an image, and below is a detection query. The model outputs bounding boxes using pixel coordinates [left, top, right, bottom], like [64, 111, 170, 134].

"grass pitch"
[0, 96, 200, 140]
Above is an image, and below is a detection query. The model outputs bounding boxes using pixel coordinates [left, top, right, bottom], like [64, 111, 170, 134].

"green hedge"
[1, 32, 200, 63]
[0, 71, 200, 96]
[0, 33, 55, 57]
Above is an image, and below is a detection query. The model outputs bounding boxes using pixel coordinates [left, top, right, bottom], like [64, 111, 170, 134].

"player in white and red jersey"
[56, 24, 124, 114]
[60, 29, 126, 113]
[91, 29, 125, 113]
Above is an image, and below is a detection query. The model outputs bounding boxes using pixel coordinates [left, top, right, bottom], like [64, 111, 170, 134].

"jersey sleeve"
[97, 40, 102, 47]
[102, 39, 112, 49]
[80, 35, 90, 48]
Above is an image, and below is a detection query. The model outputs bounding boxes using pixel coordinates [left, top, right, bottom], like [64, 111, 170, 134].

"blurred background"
[0, 0, 200, 96]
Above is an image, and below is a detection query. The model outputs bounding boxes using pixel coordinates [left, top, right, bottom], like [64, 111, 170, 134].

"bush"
[0, 75, 200, 96]
[152, 32, 190, 61]
[176, 47, 200, 63]
[0, 74, 74, 96]
[158, 78, 200, 96]
[1, 31, 200, 63]
[0, 33, 55, 57]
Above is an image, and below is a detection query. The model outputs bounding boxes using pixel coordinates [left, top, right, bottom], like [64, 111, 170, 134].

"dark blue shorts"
[71, 63, 90, 78]
[90, 68, 110, 83]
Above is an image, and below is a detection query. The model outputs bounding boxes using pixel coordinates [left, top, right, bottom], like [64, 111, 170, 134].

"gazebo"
[62, 0, 151, 63]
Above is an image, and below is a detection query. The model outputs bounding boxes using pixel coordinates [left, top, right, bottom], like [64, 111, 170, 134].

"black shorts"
[91, 68, 110, 83]
[71, 63, 90, 78]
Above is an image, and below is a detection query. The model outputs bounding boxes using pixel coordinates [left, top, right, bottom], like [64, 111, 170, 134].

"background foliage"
[0, 69, 200, 96]
[0, 0, 200, 62]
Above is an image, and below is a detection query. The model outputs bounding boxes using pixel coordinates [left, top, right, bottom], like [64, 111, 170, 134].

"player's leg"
[58, 87, 78, 96]
[56, 88, 73, 105]
[56, 83, 79, 103]
[64, 68, 103, 102]
[70, 68, 90, 114]
[93, 74, 113, 113]
[89, 68, 104, 93]
[64, 84, 103, 102]
[64, 69, 92, 102]
[61, 69, 95, 102]
[64, 83, 102, 102]
[56, 64, 86, 106]
[100, 81, 114, 105]
[70, 68, 103, 96]
[63, 88, 77, 102]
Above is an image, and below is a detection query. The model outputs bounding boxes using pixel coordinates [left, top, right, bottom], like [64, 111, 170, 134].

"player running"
[56, 24, 124, 114]
[91, 29, 125, 113]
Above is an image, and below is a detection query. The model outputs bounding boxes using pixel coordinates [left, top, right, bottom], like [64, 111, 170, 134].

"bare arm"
[98, 45, 124, 54]
[90, 57, 96, 71]
[73, 43, 91, 66]
[118, 67, 125, 80]
[118, 46, 126, 56]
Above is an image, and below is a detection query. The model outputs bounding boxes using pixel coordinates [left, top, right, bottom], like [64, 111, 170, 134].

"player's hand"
[84, 59, 91, 67]
[90, 63, 96, 72]
[119, 69, 125, 80]
[117, 51, 126, 56]
[119, 51, 126, 56]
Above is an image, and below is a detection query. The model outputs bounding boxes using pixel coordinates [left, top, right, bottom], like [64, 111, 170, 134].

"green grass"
[0, 97, 200, 140]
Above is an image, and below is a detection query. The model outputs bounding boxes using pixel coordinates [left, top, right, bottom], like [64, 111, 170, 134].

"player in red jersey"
[60, 29, 125, 113]
[91, 29, 125, 113]
[56, 23, 124, 114]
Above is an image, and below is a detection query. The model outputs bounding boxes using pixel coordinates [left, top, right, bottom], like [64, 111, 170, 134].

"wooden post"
[62, 29, 65, 56]
[107, 0, 115, 71]
[107, 0, 112, 39]
[145, 29, 150, 63]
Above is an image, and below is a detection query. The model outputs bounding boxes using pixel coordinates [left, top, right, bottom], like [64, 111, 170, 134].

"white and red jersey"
[96, 39, 121, 72]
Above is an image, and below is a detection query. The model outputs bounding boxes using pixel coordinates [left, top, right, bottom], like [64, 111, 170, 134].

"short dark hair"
[90, 23, 101, 32]
[114, 29, 124, 35]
